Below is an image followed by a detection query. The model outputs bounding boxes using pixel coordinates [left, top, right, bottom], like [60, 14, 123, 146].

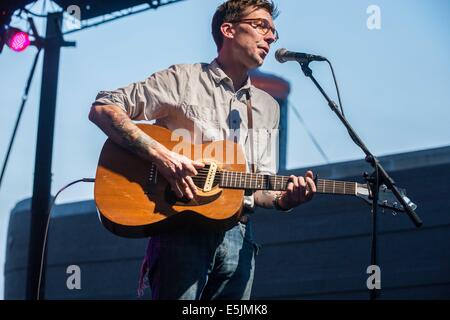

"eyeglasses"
[231, 18, 279, 42]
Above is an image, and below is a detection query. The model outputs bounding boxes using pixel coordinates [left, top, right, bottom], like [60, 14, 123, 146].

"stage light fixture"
[5, 27, 30, 52]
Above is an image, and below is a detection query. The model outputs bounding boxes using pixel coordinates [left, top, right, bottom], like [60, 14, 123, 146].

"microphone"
[275, 48, 326, 64]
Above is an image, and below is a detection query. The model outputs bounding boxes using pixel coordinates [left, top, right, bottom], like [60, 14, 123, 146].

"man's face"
[229, 7, 277, 69]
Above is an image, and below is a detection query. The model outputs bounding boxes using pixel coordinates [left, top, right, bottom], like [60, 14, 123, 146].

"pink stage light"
[7, 29, 30, 52]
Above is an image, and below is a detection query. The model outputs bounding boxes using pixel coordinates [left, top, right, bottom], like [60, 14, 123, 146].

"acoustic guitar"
[94, 124, 416, 238]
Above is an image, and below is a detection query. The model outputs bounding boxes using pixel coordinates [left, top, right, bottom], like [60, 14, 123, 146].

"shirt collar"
[209, 59, 253, 93]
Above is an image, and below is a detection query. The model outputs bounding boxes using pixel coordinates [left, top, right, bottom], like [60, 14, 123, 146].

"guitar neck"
[219, 171, 358, 196]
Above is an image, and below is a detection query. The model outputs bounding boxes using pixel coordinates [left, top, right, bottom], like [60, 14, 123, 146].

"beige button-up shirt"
[93, 60, 280, 210]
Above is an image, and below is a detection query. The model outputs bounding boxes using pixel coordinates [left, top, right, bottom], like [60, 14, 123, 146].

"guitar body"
[94, 124, 246, 238]
[94, 124, 414, 238]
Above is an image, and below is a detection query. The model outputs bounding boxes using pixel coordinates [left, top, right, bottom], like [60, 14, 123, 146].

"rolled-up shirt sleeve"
[92, 64, 188, 121]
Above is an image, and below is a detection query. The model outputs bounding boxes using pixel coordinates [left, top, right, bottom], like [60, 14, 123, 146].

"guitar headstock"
[356, 183, 417, 213]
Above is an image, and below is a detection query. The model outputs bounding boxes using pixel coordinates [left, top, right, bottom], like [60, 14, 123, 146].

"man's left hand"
[277, 170, 316, 210]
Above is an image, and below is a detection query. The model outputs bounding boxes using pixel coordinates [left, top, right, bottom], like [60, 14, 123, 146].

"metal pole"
[26, 11, 63, 300]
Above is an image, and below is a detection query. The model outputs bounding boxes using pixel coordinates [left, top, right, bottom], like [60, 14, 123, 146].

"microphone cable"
[325, 58, 345, 118]
[324, 58, 369, 150]
[36, 178, 95, 300]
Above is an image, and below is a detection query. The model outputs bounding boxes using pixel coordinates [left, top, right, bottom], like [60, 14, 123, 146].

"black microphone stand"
[298, 61, 423, 300]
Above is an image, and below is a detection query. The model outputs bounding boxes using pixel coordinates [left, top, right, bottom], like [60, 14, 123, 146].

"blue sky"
[0, 0, 449, 298]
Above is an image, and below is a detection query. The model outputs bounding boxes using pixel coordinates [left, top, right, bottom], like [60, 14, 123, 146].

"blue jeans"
[142, 219, 259, 300]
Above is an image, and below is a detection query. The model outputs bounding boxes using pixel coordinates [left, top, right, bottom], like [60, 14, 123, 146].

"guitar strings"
[153, 165, 355, 191]
[193, 172, 353, 186]
[187, 169, 355, 193]
[191, 179, 353, 193]
[195, 168, 352, 186]
[194, 174, 353, 187]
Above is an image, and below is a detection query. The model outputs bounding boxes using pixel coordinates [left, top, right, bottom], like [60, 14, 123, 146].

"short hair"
[211, 0, 279, 51]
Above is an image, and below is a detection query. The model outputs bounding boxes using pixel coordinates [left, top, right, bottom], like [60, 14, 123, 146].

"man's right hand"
[152, 145, 205, 199]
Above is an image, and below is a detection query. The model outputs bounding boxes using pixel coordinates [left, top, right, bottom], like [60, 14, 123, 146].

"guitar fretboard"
[219, 172, 357, 195]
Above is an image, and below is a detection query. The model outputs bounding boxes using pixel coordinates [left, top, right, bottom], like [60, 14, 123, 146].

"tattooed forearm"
[109, 111, 158, 160]
[89, 104, 160, 161]
[254, 190, 281, 209]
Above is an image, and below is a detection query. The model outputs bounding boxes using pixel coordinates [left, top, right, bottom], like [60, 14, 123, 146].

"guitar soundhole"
[191, 164, 220, 189]
[163, 164, 223, 206]
[147, 163, 222, 205]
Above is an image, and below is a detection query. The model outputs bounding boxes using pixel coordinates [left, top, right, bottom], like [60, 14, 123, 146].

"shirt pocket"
[182, 104, 220, 137]
[182, 104, 212, 122]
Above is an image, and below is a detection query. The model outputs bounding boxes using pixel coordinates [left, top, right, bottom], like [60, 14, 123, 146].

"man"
[89, 0, 316, 300]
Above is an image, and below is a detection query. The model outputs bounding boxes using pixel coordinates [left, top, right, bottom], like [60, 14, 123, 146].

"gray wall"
[5, 200, 149, 299]
[252, 161, 450, 299]
[4, 146, 450, 299]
